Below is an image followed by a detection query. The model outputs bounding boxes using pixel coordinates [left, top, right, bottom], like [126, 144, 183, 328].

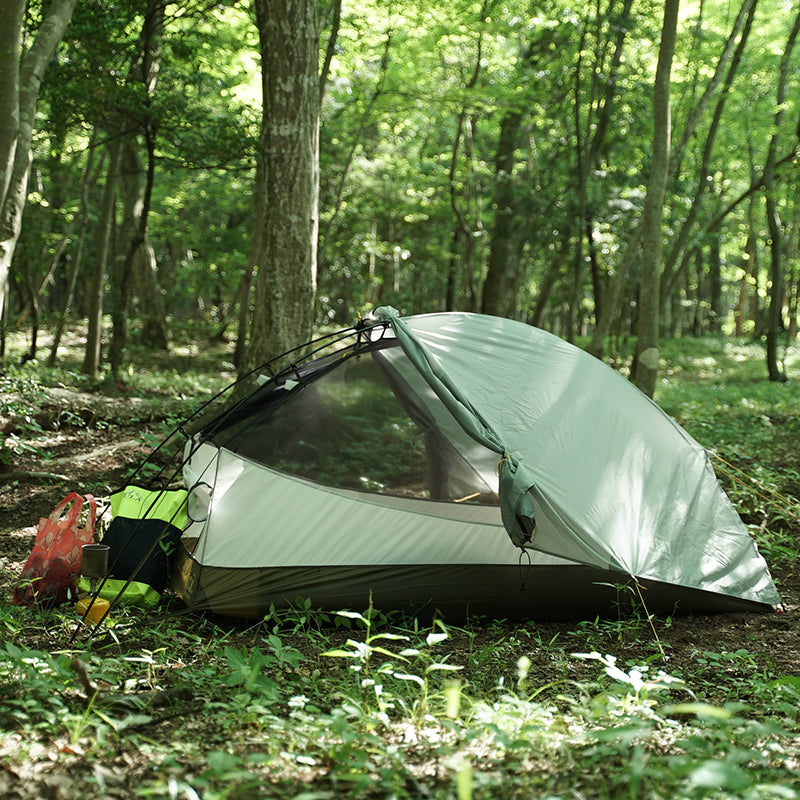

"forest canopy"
[1, 0, 798, 384]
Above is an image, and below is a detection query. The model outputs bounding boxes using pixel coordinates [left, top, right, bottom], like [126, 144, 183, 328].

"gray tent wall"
[170, 311, 780, 619]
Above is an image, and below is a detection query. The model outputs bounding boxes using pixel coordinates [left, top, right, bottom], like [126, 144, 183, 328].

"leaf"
[223, 647, 246, 670]
[322, 649, 354, 658]
[687, 760, 750, 790]
[115, 713, 153, 732]
[392, 672, 425, 686]
[769, 675, 800, 696]
[426, 663, 463, 673]
[206, 751, 240, 773]
[426, 632, 449, 646]
[444, 681, 461, 719]
[370, 646, 408, 660]
[368, 632, 409, 642]
[335, 610, 368, 623]
[664, 703, 732, 721]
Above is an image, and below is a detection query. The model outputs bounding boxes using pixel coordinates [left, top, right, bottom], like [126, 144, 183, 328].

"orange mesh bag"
[13, 493, 97, 607]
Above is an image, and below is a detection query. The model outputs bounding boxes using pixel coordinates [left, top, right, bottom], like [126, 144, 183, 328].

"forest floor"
[2, 330, 800, 798]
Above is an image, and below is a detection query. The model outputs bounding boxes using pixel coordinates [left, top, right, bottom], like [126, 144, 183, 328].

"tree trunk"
[787, 203, 800, 341]
[481, 111, 523, 317]
[586, 222, 642, 358]
[670, 0, 757, 175]
[764, 8, 800, 382]
[0, 0, 78, 327]
[734, 237, 757, 337]
[707, 237, 722, 334]
[445, 3, 488, 312]
[48, 133, 102, 367]
[233, 155, 264, 369]
[529, 240, 569, 330]
[245, 0, 320, 372]
[568, 0, 633, 341]
[660, 0, 756, 309]
[134, 238, 170, 350]
[83, 142, 122, 380]
[109, 1, 166, 379]
[632, 0, 679, 398]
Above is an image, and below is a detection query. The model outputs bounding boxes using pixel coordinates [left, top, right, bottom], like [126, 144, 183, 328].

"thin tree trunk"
[707, 236, 722, 334]
[319, 0, 341, 100]
[48, 134, 102, 367]
[0, 0, 78, 326]
[109, 2, 166, 379]
[660, 0, 756, 307]
[83, 142, 122, 380]
[529, 252, 565, 330]
[233, 155, 263, 369]
[632, 0, 679, 398]
[764, 9, 800, 381]
[585, 221, 642, 358]
[569, 0, 633, 340]
[446, 2, 489, 312]
[670, 0, 757, 173]
[787, 203, 800, 340]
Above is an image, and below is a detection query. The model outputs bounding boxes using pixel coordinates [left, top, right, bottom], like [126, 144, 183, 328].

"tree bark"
[120, 140, 168, 351]
[245, 0, 321, 372]
[109, 2, 167, 379]
[481, 111, 523, 317]
[83, 142, 122, 380]
[0, 0, 78, 326]
[632, 0, 679, 398]
[764, 8, 800, 381]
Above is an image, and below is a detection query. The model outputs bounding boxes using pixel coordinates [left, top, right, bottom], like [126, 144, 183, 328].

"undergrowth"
[1, 599, 799, 799]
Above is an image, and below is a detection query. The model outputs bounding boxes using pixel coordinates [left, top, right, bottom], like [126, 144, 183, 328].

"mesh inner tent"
[208, 340, 501, 503]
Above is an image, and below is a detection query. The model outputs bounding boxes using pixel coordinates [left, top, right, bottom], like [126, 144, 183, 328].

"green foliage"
[322, 602, 463, 727]
[2, 597, 800, 798]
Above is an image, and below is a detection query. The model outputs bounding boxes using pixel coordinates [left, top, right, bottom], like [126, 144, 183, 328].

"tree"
[631, 0, 679, 398]
[481, 24, 565, 318]
[659, 0, 757, 324]
[764, 6, 800, 382]
[245, 0, 322, 371]
[3, 0, 800, 375]
[0, 0, 78, 328]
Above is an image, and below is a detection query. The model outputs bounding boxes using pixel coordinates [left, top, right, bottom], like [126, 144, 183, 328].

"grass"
[1, 602, 799, 799]
[2, 327, 800, 798]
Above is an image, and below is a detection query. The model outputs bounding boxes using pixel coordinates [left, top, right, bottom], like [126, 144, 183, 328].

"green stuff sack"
[94, 485, 188, 607]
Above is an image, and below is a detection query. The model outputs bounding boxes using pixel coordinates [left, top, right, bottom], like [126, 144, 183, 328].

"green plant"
[0, 643, 74, 730]
[322, 601, 463, 727]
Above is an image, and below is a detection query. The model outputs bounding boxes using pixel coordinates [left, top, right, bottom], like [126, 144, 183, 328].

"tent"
[166, 308, 780, 620]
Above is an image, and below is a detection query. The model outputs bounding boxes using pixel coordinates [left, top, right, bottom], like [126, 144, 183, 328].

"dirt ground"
[2, 420, 799, 683]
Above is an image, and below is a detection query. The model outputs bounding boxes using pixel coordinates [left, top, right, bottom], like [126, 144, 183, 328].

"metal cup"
[81, 544, 110, 579]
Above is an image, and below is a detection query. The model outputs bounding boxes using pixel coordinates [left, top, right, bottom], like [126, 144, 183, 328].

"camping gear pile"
[15, 309, 782, 622]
